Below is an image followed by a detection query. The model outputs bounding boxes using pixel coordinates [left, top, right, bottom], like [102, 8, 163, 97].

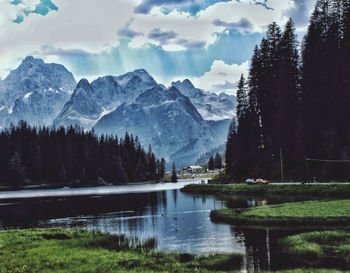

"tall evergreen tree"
[276, 18, 300, 170]
[9, 152, 25, 185]
[236, 74, 248, 123]
[208, 155, 215, 170]
[225, 118, 237, 177]
[214, 153, 223, 169]
[171, 162, 178, 182]
[159, 158, 166, 179]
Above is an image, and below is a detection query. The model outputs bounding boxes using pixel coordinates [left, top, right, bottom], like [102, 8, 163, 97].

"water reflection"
[0, 181, 245, 254]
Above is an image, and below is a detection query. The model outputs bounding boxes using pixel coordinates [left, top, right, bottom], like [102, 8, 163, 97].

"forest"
[226, 0, 350, 181]
[0, 121, 165, 186]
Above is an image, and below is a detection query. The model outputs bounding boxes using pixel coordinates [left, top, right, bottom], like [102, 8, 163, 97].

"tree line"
[0, 121, 165, 186]
[226, 0, 350, 181]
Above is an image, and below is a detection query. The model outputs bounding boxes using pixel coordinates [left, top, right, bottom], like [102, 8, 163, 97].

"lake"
[0, 179, 323, 272]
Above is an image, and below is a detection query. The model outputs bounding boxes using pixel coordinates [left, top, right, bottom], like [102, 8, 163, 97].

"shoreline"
[0, 179, 179, 193]
[181, 183, 350, 197]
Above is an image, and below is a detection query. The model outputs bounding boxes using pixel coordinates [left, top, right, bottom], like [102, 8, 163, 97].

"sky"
[0, 0, 316, 94]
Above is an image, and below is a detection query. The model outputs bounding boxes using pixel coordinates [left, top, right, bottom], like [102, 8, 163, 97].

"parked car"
[255, 178, 269, 184]
[245, 178, 256, 184]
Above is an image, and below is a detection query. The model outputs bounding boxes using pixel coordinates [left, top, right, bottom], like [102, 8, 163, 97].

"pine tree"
[225, 119, 237, 177]
[59, 163, 67, 185]
[236, 74, 248, 123]
[33, 145, 42, 181]
[277, 18, 300, 166]
[9, 152, 25, 185]
[208, 155, 215, 170]
[260, 22, 282, 150]
[79, 166, 87, 185]
[160, 158, 166, 178]
[134, 155, 147, 182]
[214, 153, 222, 169]
[171, 162, 178, 182]
[247, 45, 263, 152]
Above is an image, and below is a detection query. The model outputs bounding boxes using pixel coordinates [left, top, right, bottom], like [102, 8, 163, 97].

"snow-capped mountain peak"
[0, 56, 76, 127]
[171, 79, 236, 121]
[54, 70, 159, 130]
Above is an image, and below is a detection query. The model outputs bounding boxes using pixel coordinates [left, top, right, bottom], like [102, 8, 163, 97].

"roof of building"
[188, 165, 203, 169]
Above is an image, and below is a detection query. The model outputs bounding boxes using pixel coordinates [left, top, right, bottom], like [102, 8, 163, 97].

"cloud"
[118, 20, 144, 39]
[176, 39, 206, 50]
[0, 0, 315, 84]
[128, 0, 308, 51]
[148, 28, 178, 45]
[40, 45, 91, 58]
[135, 0, 188, 14]
[0, 0, 135, 77]
[282, 0, 317, 28]
[134, 0, 230, 16]
[213, 80, 237, 90]
[213, 18, 254, 32]
[172, 60, 249, 94]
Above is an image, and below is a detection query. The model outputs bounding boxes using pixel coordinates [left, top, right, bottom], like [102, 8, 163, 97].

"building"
[185, 165, 203, 174]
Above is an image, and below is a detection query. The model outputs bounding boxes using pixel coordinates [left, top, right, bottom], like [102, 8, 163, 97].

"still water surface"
[0, 179, 328, 271]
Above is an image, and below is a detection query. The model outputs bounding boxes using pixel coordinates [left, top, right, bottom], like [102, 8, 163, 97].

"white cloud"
[128, 0, 311, 51]
[0, 0, 136, 78]
[171, 60, 249, 94]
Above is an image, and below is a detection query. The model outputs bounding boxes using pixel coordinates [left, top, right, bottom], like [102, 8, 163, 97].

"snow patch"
[200, 110, 236, 121]
[98, 105, 120, 122]
[23, 92, 33, 100]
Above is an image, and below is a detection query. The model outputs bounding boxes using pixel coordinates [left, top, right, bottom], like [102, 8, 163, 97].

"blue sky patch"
[254, 0, 273, 10]
[135, 0, 232, 16]
[11, 0, 58, 24]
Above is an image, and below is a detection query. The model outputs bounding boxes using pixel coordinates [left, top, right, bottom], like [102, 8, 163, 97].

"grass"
[263, 268, 348, 273]
[210, 199, 350, 226]
[0, 229, 243, 273]
[181, 183, 350, 197]
[281, 230, 350, 267]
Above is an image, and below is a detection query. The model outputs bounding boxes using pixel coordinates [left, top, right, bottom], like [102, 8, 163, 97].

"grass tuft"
[281, 230, 350, 267]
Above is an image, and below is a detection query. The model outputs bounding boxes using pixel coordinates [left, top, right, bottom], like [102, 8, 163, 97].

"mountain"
[94, 86, 219, 166]
[0, 56, 76, 127]
[54, 69, 158, 129]
[171, 79, 236, 120]
[0, 105, 8, 130]
[207, 119, 232, 144]
[0, 56, 234, 167]
[54, 79, 104, 129]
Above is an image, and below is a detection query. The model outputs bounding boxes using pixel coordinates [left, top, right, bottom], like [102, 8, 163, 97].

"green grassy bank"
[281, 230, 350, 268]
[262, 268, 349, 273]
[210, 199, 350, 226]
[0, 229, 243, 273]
[181, 183, 350, 197]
